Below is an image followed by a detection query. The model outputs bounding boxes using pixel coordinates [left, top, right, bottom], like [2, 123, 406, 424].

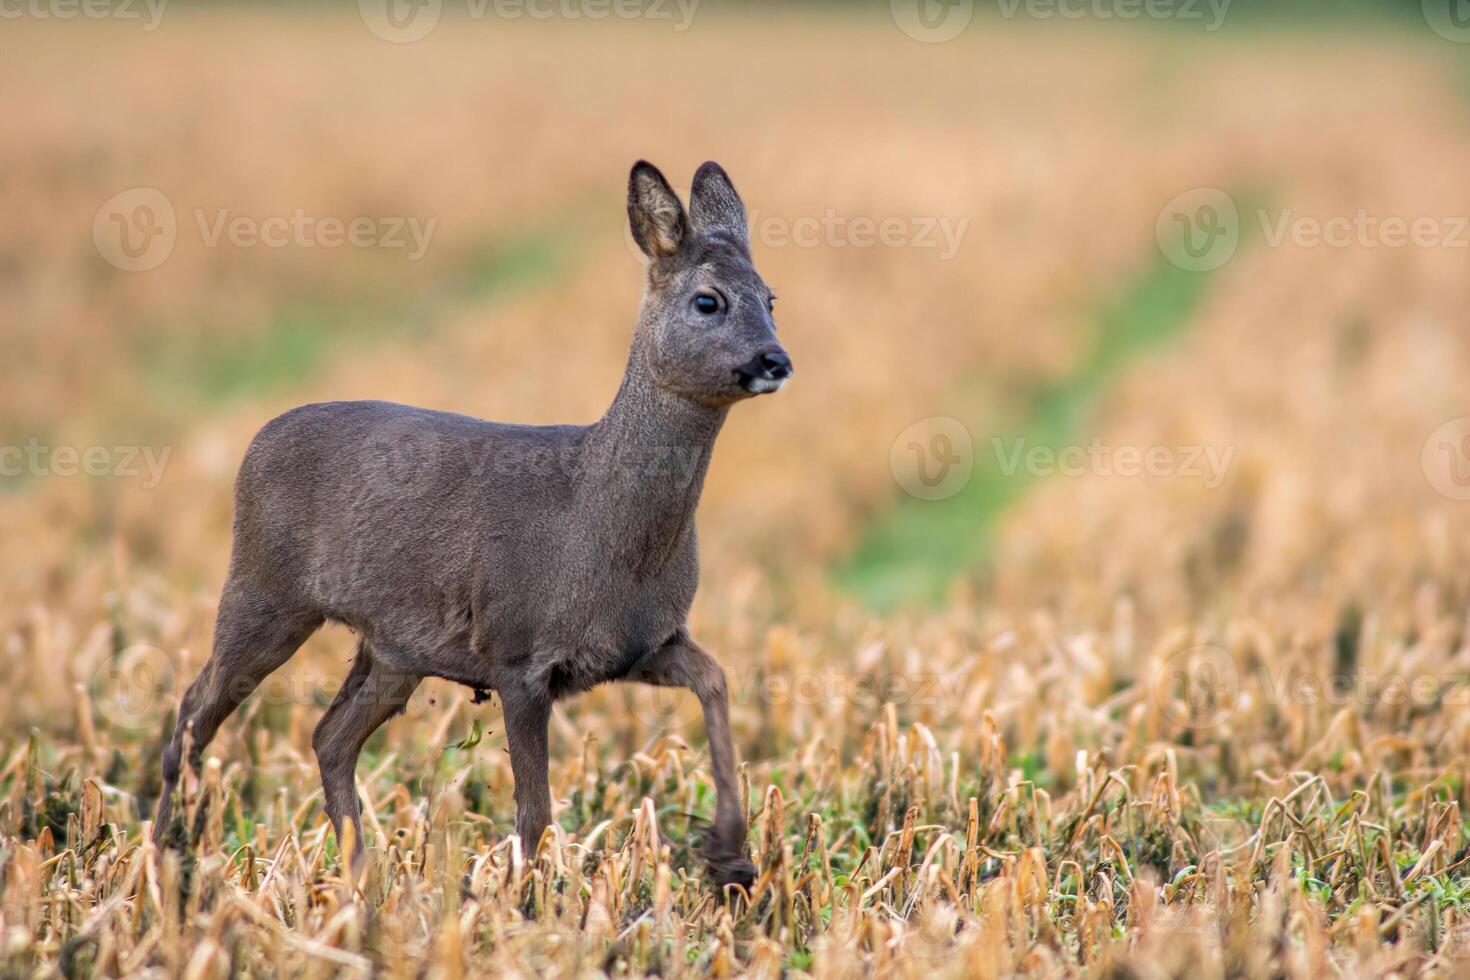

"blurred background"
[7, 1, 1470, 973]
[5, 0, 1470, 911]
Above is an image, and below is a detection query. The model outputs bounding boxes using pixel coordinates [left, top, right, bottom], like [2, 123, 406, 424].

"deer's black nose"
[758, 351, 793, 380]
[735, 349, 793, 394]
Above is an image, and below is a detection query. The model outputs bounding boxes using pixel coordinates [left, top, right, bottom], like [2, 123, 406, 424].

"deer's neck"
[580, 338, 728, 573]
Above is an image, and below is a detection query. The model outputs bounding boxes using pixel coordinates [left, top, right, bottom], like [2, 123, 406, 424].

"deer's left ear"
[628, 161, 689, 260]
[689, 161, 748, 246]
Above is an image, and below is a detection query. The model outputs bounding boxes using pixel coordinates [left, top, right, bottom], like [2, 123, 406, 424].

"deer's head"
[627, 160, 791, 405]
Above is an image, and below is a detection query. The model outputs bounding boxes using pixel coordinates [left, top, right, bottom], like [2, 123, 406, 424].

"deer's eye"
[693, 293, 720, 315]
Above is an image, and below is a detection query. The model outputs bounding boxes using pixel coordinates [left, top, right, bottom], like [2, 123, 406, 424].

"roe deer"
[153, 161, 789, 891]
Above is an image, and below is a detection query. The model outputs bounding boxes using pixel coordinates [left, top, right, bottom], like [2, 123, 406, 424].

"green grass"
[736, 0, 1429, 31]
[836, 249, 1221, 610]
[137, 226, 578, 408]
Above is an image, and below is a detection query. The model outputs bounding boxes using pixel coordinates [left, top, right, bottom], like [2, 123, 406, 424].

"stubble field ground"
[4, 6, 1470, 976]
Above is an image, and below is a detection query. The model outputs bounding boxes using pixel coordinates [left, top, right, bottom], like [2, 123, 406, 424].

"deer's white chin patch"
[744, 376, 786, 395]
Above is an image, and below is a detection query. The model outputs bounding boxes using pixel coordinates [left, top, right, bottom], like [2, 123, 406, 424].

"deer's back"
[229, 402, 582, 656]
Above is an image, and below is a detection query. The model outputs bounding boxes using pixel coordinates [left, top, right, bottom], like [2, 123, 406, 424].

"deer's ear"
[689, 161, 748, 245]
[628, 161, 688, 260]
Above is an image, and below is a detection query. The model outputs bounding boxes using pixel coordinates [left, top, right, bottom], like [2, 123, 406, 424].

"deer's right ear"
[628, 161, 688, 261]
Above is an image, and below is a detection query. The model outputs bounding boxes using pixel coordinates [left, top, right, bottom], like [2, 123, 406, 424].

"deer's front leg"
[627, 629, 755, 891]
[501, 693, 552, 853]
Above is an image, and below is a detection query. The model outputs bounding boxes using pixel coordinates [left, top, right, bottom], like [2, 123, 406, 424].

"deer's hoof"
[708, 854, 757, 893]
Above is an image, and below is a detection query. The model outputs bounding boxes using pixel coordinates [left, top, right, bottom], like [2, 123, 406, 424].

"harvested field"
[3, 6, 1470, 976]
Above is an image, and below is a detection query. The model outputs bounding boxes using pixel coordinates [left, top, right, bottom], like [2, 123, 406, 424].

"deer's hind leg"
[312, 641, 420, 874]
[155, 581, 320, 843]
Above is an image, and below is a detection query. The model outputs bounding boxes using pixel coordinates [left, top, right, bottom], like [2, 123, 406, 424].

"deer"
[152, 161, 791, 892]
